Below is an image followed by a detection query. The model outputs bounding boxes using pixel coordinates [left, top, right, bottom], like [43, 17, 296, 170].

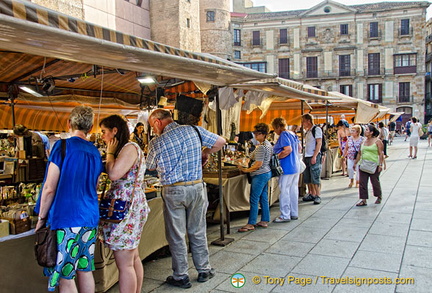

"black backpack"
[311, 125, 328, 154]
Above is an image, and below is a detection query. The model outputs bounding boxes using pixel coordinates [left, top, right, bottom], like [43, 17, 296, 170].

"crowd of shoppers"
[32, 106, 426, 291]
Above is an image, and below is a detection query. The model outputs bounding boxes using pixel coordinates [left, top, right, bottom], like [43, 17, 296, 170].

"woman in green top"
[354, 124, 385, 206]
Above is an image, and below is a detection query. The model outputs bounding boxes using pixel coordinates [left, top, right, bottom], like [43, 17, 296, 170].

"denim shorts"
[303, 154, 322, 185]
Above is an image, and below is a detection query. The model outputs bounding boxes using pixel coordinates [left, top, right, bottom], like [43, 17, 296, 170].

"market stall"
[0, 197, 167, 293]
[0, 0, 277, 289]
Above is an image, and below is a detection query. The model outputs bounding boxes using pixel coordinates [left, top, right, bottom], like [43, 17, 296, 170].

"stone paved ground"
[108, 136, 432, 293]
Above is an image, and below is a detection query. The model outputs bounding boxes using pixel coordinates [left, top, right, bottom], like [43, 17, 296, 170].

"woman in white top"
[409, 117, 421, 159]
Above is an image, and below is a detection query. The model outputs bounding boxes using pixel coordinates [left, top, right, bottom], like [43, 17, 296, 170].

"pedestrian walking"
[343, 125, 364, 188]
[354, 124, 385, 206]
[378, 122, 389, 158]
[409, 117, 422, 159]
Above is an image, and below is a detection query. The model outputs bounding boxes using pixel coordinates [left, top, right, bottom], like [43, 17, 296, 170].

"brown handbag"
[34, 226, 57, 267]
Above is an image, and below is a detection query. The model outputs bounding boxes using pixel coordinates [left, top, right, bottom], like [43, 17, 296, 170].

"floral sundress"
[99, 142, 150, 251]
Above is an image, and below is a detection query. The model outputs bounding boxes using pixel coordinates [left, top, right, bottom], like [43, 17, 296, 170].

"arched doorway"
[396, 106, 413, 132]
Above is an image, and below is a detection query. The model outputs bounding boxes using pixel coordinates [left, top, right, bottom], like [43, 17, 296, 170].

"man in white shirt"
[301, 114, 322, 205]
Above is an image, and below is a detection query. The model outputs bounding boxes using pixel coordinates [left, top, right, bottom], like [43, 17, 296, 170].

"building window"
[394, 53, 417, 74]
[242, 62, 267, 73]
[368, 84, 382, 103]
[306, 56, 318, 78]
[307, 27, 316, 38]
[340, 85, 353, 96]
[340, 24, 348, 35]
[399, 82, 410, 103]
[278, 58, 290, 79]
[206, 11, 215, 22]
[186, 18, 190, 28]
[279, 29, 288, 44]
[234, 50, 241, 59]
[368, 53, 380, 75]
[339, 55, 351, 76]
[252, 31, 260, 46]
[396, 106, 412, 115]
[234, 29, 241, 46]
[369, 22, 379, 38]
[400, 19, 410, 35]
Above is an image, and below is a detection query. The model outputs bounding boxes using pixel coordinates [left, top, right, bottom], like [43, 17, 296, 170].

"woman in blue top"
[271, 118, 302, 222]
[35, 106, 104, 292]
[238, 123, 273, 232]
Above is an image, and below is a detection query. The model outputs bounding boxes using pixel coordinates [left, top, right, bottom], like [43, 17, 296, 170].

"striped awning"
[0, 0, 273, 86]
[240, 100, 309, 131]
[0, 99, 139, 132]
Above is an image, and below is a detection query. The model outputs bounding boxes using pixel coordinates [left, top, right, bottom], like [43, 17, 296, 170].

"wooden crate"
[5, 218, 31, 234]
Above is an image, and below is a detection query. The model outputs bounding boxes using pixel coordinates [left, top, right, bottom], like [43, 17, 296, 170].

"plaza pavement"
[108, 136, 432, 293]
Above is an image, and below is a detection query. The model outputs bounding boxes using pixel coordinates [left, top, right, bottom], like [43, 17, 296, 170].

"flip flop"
[256, 222, 268, 228]
[356, 201, 367, 207]
[238, 225, 255, 232]
[375, 197, 382, 204]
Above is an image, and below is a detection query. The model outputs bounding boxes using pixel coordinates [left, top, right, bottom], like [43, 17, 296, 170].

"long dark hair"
[366, 124, 380, 138]
[100, 115, 130, 157]
[133, 122, 144, 136]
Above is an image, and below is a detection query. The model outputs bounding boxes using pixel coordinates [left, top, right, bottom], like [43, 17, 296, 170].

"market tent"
[0, 0, 272, 87]
[230, 77, 330, 101]
[0, 0, 274, 132]
[240, 100, 310, 131]
[229, 78, 336, 131]
[388, 112, 404, 122]
[0, 95, 139, 131]
[319, 92, 388, 124]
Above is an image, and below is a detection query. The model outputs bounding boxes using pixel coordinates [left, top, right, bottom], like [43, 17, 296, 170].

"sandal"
[356, 201, 367, 207]
[256, 221, 268, 228]
[238, 225, 255, 233]
[375, 197, 382, 204]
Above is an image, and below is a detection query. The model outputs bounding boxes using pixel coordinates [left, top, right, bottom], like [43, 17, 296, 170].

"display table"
[0, 197, 167, 293]
[204, 174, 280, 231]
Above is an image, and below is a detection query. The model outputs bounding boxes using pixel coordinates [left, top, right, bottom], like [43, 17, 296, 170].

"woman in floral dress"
[99, 115, 150, 293]
[343, 125, 365, 188]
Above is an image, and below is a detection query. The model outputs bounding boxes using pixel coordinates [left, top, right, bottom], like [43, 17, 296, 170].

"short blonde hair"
[352, 125, 362, 134]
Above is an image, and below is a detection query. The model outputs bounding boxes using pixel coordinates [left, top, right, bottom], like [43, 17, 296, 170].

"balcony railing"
[368, 30, 382, 39]
[251, 38, 262, 47]
[365, 68, 384, 76]
[398, 27, 413, 37]
[398, 95, 412, 103]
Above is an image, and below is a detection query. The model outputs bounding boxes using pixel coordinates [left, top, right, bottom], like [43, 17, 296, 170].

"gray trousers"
[162, 182, 211, 279]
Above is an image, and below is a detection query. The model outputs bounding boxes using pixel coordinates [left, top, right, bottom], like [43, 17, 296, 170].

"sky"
[249, 0, 432, 19]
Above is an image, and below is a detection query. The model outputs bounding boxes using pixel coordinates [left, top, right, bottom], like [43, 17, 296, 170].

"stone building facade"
[31, 0, 151, 39]
[425, 18, 432, 123]
[231, 0, 430, 123]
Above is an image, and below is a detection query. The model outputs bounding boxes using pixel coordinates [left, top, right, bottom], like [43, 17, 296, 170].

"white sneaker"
[273, 216, 291, 223]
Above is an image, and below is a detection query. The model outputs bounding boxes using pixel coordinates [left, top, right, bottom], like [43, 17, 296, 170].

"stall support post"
[211, 87, 233, 247]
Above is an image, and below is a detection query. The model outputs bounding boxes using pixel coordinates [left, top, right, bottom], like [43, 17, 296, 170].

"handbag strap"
[102, 143, 143, 201]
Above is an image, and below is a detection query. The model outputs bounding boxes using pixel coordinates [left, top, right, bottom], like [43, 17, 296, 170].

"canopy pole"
[8, 84, 18, 127]
[211, 87, 234, 247]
